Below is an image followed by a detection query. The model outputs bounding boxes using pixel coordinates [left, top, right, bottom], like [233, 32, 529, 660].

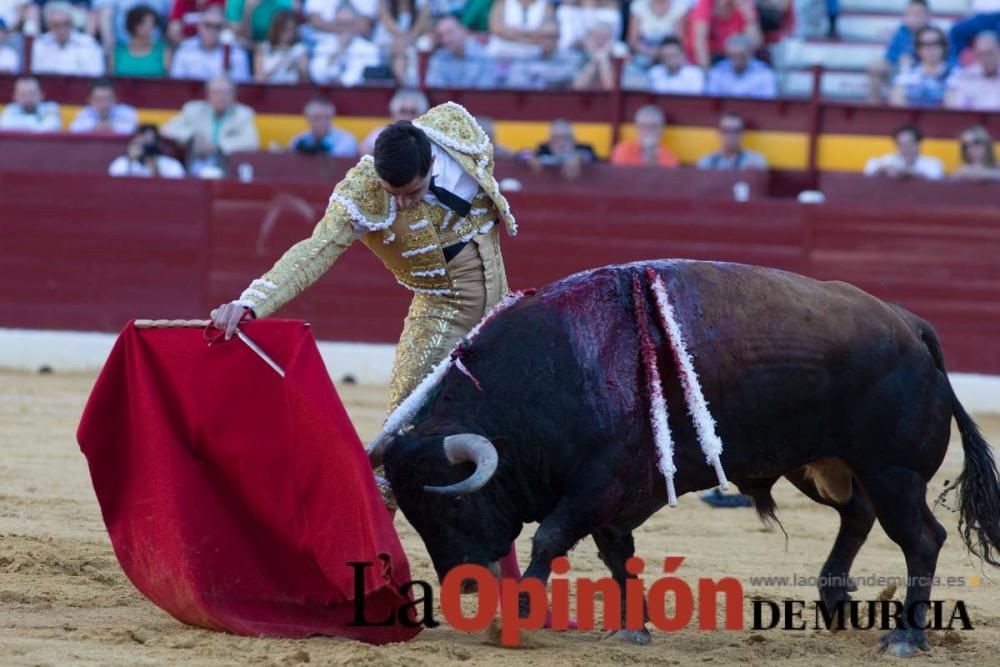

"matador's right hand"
[210, 302, 253, 341]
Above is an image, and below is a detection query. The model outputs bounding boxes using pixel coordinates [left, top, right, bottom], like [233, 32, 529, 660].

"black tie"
[428, 176, 472, 217]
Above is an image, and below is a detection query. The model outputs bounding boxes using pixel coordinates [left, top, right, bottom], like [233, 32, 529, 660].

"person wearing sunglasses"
[889, 25, 952, 108]
[169, 5, 250, 81]
[953, 125, 1000, 182]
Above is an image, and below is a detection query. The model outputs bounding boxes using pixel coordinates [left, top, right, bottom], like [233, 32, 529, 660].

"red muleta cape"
[77, 320, 420, 643]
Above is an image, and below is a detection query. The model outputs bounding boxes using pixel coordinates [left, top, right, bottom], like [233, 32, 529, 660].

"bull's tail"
[922, 326, 1000, 567]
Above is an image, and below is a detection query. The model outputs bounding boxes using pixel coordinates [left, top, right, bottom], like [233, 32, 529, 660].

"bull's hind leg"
[855, 466, 947, 657]
[784, 467, 876, 608]
[592, 526, 651, 645]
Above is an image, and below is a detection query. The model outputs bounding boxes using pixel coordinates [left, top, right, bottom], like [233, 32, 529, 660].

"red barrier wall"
[1, 171, 998, 373]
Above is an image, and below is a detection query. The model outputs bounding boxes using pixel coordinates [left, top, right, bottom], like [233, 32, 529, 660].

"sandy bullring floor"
[1, 368, 998, 666]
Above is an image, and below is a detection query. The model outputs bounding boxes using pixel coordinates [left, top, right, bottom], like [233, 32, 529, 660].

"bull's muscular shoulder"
[412, 102, 493, 164]
[329, 155, 395, 231]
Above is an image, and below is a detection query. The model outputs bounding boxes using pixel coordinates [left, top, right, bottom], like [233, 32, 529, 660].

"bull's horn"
[423, 434, 498, 495]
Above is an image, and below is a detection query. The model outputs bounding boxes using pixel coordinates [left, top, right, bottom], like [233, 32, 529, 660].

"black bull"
[373, 259, 1000, 654]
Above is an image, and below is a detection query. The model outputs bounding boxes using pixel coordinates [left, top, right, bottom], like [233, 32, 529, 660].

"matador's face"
[377, 156, 435, 210]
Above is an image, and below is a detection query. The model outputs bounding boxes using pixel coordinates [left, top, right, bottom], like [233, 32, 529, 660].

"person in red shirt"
[687, 0, 762, 69]
[167, 0, 226, 44]
[611, 104, 679, 167]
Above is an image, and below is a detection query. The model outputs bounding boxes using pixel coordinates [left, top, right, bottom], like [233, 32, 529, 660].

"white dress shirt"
[863, 153, 945, 180]
[109, 155, 187, 178]
[0, 101, 62, 132]
[169, 37, 251, 82]
[31, 31, 105, 77]
[308, 34, 380, 87]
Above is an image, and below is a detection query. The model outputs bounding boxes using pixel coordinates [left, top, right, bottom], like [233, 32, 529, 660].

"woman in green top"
[112, 5, 169, 78]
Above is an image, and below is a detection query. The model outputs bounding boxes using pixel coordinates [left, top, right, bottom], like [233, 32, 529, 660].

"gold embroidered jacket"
[236, 102, 517, 317]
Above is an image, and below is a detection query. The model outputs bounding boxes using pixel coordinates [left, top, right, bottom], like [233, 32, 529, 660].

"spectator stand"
[777, 0, 968, 100]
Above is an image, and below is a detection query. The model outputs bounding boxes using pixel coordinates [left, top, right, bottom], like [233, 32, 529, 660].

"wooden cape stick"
[133, 319, 286, 378]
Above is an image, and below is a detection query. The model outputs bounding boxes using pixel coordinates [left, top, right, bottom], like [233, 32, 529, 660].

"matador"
[209, 102, 517, 499]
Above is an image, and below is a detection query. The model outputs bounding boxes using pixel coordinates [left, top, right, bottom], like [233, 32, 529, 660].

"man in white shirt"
[109, 124, 186, 178]
[169, 6, 250, 82]
[69, 78, 138, 134]
[31, 2, 105, 77]
[0, 76, 61, 132]
[864, 125, 944, 180]
[647, 36, 704, 95]
[308, 5, 380, 87]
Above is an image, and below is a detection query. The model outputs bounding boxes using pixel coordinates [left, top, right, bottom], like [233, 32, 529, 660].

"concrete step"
[781, 68, 870, 100]
[775, 38, 885, 70]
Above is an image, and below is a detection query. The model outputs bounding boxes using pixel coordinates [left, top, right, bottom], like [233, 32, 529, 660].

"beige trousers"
[386, 231, 508, 413]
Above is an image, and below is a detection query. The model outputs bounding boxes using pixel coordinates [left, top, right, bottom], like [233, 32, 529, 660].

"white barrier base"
[1, 327, 998, 415]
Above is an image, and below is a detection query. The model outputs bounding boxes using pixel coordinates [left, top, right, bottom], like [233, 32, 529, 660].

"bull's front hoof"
[877, 629, 931, 657]
[617, 629, 652, 645]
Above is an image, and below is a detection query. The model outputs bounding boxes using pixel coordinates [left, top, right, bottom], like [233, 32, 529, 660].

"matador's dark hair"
[373, 121, 433, 187]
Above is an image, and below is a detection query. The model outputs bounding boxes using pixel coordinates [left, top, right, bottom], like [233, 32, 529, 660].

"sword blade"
[235, 330, 286, 378]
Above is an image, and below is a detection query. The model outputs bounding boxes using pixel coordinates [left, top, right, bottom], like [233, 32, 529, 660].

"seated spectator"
[558, 0, 621, 53]
[886, 0, 932, 69]
[167, 0, 224, 45]
[571, 21, 617, 90]
[253, 9, 307, 83]
[426, 16, 497, 88]
[611, 105, 679, 167]
[521, 118, 597, 180]
[627, 0, 688, 64]
[0, 76, 61, 131]
[863, 124, 943, 180]
[96, 0, 170, 47]
[952, 125, 1000, 181]
[945, 31, 1000, 111]
[111, 4, 168, 77]
[487, 0, 554, 60]
[227, 0, 293, 45]
[170, 7, 250, 81]
[687, 0, 761, 69]
[697, 113, 768, 169]
[504, 18, 583, 89]
[0, 18, 21, 73]
[890, 26, 951, 108]
[647, 36, 705, 94]
[309, 6, 381, 87]
[373, 0, 431, 84]
[306, 0, 378, 42]
[948, 0, 1000, 63]
[359, 88, 428, 154]
[161, 74, 259, 178]
[289, 97, 358, 157]
[69, 78, 137, 134]
[705, 34, 777, 98]
[31, 1, 105, 76]
[109, 124, 185, 178]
